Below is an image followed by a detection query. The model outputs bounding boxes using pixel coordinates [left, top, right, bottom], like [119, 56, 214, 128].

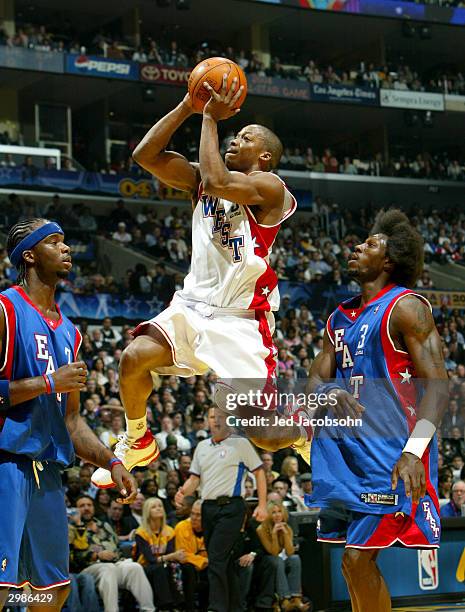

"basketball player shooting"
[92, 75, 311, 495]
[307, 210, 448, 612]
[0, 219, 136, 610]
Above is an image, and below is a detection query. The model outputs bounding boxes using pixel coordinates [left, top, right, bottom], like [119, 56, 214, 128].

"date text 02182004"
[4, 590, 57, 607]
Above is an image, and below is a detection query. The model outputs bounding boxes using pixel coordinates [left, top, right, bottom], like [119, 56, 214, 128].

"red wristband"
[43, 374, 52, 394]
[109, 458, 123, 471]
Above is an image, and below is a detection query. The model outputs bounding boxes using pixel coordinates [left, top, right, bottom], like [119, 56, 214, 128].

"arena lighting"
[142, 85, 156, 101]
[176, 0, 190, 8]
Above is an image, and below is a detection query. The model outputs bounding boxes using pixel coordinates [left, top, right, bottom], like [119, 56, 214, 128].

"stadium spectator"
[174, 500, 209, 612]
[72, 495, 155, 612]
[256, 501, 310, 612]
[440, 480, 465, 517]
[134, 497, 186, 609]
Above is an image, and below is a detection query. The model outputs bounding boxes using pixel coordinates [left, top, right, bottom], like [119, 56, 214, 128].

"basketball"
[188, 56, 248, 113]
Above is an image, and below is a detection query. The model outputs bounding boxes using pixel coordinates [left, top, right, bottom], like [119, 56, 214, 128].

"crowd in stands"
[2, 18, 465, 98]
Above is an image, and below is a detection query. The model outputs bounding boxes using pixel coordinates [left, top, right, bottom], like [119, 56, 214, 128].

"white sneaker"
[91, 429, 159, 489]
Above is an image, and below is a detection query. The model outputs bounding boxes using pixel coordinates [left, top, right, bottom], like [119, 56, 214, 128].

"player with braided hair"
[0, 218, 138, 610]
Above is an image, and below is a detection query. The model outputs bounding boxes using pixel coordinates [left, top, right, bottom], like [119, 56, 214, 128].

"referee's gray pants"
[202, 498, 246, 612]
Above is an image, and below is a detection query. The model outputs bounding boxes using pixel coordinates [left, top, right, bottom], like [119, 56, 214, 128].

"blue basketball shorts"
[317, 495, 441, 549]
[0, 452, 70, 589]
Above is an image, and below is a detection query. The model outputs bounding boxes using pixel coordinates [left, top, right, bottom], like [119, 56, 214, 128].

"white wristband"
[402, 419, 436, 459]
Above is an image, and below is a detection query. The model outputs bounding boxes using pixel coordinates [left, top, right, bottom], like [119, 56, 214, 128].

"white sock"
[126, 415, 147, 440]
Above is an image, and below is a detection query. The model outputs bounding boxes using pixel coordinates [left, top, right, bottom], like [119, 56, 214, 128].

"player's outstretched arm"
[132, 94, 200, 194]
[390, 295, 448, 503]
[65, 390, 137, 503]
[308, 329, 363, 420]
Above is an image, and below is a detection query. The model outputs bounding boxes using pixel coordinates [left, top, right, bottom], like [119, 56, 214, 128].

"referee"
[175, 407, 267, 612]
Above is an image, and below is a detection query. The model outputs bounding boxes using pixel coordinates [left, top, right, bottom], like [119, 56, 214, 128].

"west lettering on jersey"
[202, 195, 245, 263]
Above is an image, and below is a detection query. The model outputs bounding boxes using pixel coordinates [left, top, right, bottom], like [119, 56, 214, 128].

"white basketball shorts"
[132, 295, 277, 380]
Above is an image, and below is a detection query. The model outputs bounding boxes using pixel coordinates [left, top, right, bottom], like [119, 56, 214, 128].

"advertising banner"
[57, 292, 164, 321]
[418, 290, 465, 309]
[247, 73, 311, 101]
[0, 47, 64, 73]
[140, 63, 190, 86]
[445, 94, 465, 113]
[310, 83, 378, 105]
[249, 0, 465, 25]
[65, 53, 138, 81]
[0, 168, 160, 199]
[380, 89, 444, 112]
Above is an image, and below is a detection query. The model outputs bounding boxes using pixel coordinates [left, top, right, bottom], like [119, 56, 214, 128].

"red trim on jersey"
[74, 327, 83, 360]
[361, 512, 431, 549]
[422, 446, 440, 513]
[380, 289, 418, 430]
[0, 295, 15, 432]
[326, 312, 335, 344]
[255, 312, 277, 407]
[380, 289, 439, 512]
[338, 283, 396, 322]
[12, 285, 63, 330]
[0, 295, 16, 380]
[246, 208, 279, 311]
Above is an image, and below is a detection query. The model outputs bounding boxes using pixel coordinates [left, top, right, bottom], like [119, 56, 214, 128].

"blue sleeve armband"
[0, 380, 10, 412]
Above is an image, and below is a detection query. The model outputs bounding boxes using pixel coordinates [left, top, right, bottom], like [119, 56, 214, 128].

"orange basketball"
[188, 56, 248, 113]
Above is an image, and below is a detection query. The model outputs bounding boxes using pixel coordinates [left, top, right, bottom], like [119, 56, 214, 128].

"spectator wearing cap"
[299, 473, 312, 497]
[441, 480, 465, 518]
[175, 408, 267, 612]
[187, 415, 209, 449]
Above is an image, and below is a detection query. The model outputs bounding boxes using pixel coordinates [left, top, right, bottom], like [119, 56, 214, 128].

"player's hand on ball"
[329, 389, 364, 420]
[203, 73, 244, 122]
[112, 465, 138, 504]
[391, 452, 426, 504]
[52, 361, 88, 393]
[182, 92, 199, 114]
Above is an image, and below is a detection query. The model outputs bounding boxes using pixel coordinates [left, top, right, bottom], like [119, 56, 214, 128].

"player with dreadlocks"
[306, 209, 448, 612]
[0, 218, 139, 610]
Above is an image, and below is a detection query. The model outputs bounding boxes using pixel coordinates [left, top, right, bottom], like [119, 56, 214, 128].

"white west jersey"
[177, 174, 297, 311]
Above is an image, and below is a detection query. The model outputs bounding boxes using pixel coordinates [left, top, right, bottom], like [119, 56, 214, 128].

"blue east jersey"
[0, 285, 81, 466]
[308, 283, 440, 517]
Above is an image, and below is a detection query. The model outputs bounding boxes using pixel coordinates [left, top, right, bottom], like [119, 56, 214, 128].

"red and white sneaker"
[91, 430, 159, 489]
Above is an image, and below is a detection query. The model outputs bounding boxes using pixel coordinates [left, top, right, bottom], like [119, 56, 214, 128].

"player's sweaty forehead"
[235, 126, 262, 141]
[364, 233, 387, 248]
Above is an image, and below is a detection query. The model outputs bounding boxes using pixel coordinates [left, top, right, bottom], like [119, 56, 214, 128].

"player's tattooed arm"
[132, 94, 200, 196]
[65, 391, 138, 503]
[390, 295, 449, 428]
[308, 329, 363, 419]
[390, 295, 448, 503]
